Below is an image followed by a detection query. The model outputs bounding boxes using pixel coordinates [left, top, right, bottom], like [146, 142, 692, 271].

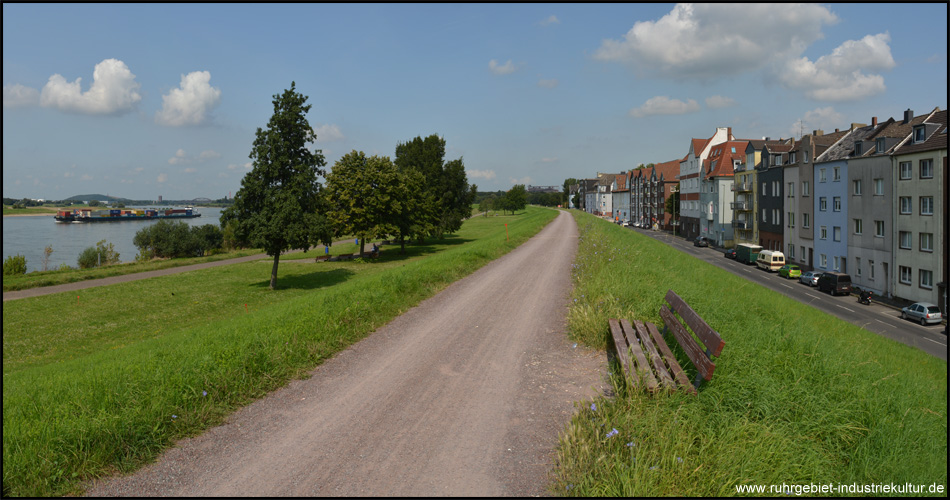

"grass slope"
[553, 211, 947, 496]
[2, 207, 556, 497]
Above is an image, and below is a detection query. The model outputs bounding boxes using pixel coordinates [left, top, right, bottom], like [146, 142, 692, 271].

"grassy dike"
[1, 207, 557, 497]
[552, 211, 947, 496]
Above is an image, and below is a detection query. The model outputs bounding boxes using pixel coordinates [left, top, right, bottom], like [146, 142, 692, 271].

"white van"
[756, 250, 785, 272]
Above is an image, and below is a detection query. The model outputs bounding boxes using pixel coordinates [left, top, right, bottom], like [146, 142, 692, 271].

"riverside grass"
[2, 206, 556, 497]
[553, 211, 947, 496]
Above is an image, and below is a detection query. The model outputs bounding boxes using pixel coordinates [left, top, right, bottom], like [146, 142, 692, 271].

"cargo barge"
[54, 207, 201, 223]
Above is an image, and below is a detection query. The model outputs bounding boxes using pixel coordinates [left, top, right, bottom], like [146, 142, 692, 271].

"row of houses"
[569, 107, 946, 313]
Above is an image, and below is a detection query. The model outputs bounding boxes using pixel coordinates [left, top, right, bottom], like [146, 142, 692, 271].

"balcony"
[733, 182, 752, 192]
[731, 201, 750, 210]
[733, 220, 748, 229]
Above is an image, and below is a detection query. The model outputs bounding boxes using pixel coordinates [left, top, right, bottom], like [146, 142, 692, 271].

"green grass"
[552, 211, 947, 496]
[2, 207, 556, 497]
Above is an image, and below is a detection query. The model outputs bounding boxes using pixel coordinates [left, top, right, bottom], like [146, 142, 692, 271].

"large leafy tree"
[562, 177, 577, 206]
[221, 82, 332, 289]
[324, 150, 403, 256]
[502, 184, 527, 214]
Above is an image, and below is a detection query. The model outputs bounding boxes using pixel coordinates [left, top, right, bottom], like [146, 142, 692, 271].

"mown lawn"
[2, 207, 556, 497]
[552, 211, 947, 496]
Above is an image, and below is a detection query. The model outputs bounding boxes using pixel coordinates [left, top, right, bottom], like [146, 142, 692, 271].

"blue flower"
[606, 428, 618, 438]
[202, 391, 208, 397]
[172, 415, 178, 419]
[649, 466, 658, 470]
[677, 457, 683, 463]
[626, 442, 635, 447]
[590, 403, 596, 411]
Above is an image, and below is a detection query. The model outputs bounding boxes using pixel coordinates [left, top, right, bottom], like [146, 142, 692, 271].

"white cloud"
[537, 78, 559, 88]
[184, 167, 197, 174]
[198, 150, 221, 160]
[40, 58, 142, 114]
[510, 176, 532, 185]
[313, 124, 344, 142]
[489, 59, 519, 75]
[789, 107, 845, 136]
[705, 95, 736, 109]
[629, 96, 700, 118]
[80, 174, 93, 181]
[121, 179, 134, 184]
[540, 157, 558, 163]
[169, 149, 220, 165]
[155, 71, 221, 126]
[3, 83, 40, 108]
[227, 162, 253, 170]
[468, 169, 497, 180]
[776, 33, 895, 101]
[540, 15, 560, 26]
[157, 173, 168, 183]
[64, 171, 74, 178]
[593, 4, 837, 79]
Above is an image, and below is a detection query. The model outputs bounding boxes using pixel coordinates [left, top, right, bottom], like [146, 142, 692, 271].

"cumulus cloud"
[510, 176, 532, 185]
[593, 4, 837, 79]
[157, 173, 168, 183]
[169, 149, 220, 165]
[537, 78, 559, 88]
[184, 168, 197, 174]
[468, 169, 497, 180]
[629, 96, 700, 118]
[198, 150, 221, 160]
[489, 59, 519, 75]
[81, 174, 93, 181]
[155, 71, 221, 126]
[540, 15, 560, 26]
[776, 33, 895, 101]
[789, 107, 845, 137]
[3, 83, 40, 108]
[313, 124, 344, 142]
[40, 58, 142, 114]
[227, 162, 253, 170]
[705, 95, 736, 109]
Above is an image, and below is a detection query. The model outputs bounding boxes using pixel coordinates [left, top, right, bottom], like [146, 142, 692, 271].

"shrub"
[77, 240, 120, 269]
[191, 224, 223, 257]
[4, 254, 27, 275]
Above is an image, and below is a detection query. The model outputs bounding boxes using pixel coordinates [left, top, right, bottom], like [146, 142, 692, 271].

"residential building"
[735, 139, 786, 246]
[680, 127, 734, 240]
[758, 140, 794, 251]
[612, 172, 630, 222]
[653, 159, 680, 231]
[700, 140, 748, 247]
[891, 108, 946, 311]
[595, 173, 616, 216]
[581, 178, 599, 214]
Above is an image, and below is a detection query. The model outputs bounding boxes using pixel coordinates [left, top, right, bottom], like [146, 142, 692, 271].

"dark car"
[817, 271, 851, 296]
[724, 248, 737, 259]
[693, 236, 709, 247]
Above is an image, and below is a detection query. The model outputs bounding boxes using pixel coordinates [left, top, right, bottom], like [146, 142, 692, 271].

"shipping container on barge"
[54, 207, 201, 223]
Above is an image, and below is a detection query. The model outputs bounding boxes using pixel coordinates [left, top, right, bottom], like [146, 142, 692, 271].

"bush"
[134, 221, 224, 259]
[77, 240, 120, 269]
[4, 254, 27, 275]
[191, 224, 223, 257]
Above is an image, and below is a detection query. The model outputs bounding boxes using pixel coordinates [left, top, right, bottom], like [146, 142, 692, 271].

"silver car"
[799, 270, 819, 286]
[900, 302, 943, 325]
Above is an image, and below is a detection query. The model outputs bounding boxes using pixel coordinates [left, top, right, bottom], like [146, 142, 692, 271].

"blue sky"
[3, 3, 947, 201]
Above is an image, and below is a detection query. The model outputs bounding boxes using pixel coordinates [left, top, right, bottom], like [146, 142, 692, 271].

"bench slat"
[608, 319, 639, 389]
[664, 290, 725, 357]
[620, 321, 658, 392]
[630, 319, 675, 391]
[659, 305, 716, 381]
[644, 320, 696, 394]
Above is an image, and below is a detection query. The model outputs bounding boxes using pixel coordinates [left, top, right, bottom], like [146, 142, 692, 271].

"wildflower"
[626, 442, 635, 447]
[590, 403, 596, 411]
[172, 415, 178, 419]
[649, 466, 658, 470]
[677, 457, 683, 463]
[606, 428, 618, 438]
[202, 391, 208, 397]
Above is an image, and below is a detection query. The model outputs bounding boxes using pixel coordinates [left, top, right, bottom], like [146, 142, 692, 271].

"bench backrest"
[659, 289, 724, 382]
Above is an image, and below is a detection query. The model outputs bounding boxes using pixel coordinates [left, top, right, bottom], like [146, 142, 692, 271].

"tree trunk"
[270, 253, 280, 290]
[359, 238, 365, 257]
[400, 235, 406, 254]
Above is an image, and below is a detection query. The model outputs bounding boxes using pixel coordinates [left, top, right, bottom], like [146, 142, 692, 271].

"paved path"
[84, 210, 607, 496]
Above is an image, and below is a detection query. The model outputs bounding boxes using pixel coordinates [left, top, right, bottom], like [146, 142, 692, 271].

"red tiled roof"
[703, 141, 749, 178]
[654, 158, 680, 182]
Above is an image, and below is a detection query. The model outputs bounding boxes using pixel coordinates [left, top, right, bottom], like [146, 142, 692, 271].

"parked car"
[693, 236, 709, 247]
[621, 220, 630, 227]
[724, 248, 737, 259]
[777, 264, 801, 279]
[817, 272, 852, 296]
[799, 270, 820, 286]
[900, 302, 943, 325]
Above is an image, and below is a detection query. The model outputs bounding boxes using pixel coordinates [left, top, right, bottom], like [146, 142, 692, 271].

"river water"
[3, 207, 224, 273]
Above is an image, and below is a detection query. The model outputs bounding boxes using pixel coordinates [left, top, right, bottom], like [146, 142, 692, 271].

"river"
[2, 207, 224, 273]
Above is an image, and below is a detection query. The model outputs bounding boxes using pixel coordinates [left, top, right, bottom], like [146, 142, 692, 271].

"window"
[854, 218, 863, 235]
[762, 182, 767, 193]
[899, 266, 912, 285]
[869, 260, 875, 280]
[820, 226, 827, 239]
[876, 138, 885, 153]
[920, 233, 933, 252]
[790, 152, 797, 164]
[914, 125, 926, 143]
[819, 169, 827, 182]
[900, 196, 912, 214]
[762, 209, 766, 222]
[788, 182, 794, 197]
[856, 257, 862, 277]
[874, 178, 883, 195]
[804, 151, 810, 163]
[853, 179, 862, 195]
[833, 197, 841, 211]
[833, 167, 841, 181]
[820, 254, 827, 268]
[788, 212, 795, 228]
[855, 142, 863, 155]
[920, 159, 933, 179]
[802, 180, 810, 196]
[900, 161, 912, 180]
[819, 197, 827, 211]
[920, 270, 933, 289]
[800, 246, 805, 261]
[921, 196, 933, 215]
[731, 147, 736, 153]
[875, 220, 884, 237]
[833, 226, 841, 242]
[900, 231, 912, 249]
[803, 213, 810, 228]
[833, 256, 840, 271]
[773, 181, 780, 196]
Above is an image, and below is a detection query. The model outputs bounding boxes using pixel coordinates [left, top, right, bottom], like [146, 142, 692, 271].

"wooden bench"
[609, 290, 725, 395]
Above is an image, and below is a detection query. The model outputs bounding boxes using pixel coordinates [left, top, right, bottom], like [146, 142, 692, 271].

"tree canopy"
[221, 82, 332, 289]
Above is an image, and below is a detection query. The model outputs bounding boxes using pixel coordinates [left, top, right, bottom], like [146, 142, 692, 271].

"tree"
[77, 240, 120, 269]
[665, 190, 680, 230]
[88, 200, 101, 207]
[562, 178, 577, 207]
[3, 254, 27, 275]
[479, 195, 494, 216]
[42, 245, 53, 272]
[221, 82, 332, 289]
[324, 150, 403, 257]
[503, 184, 527, 214]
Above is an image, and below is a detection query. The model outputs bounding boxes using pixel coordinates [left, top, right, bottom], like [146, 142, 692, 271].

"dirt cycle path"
[83, 210, 608, 496]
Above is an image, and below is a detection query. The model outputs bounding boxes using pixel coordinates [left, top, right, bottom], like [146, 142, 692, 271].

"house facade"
[700, 141, 747, 247]
[680, 128, 733, 240]
[653, 159, 680, 231]
[612, 173, 630, 222]
[758, 141, 794, 251]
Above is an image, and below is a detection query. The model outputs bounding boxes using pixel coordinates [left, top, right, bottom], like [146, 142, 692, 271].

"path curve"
[84, 210, 607, 496]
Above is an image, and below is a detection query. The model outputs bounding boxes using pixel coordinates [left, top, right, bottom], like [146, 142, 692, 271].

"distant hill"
[64, 194, 131, 202]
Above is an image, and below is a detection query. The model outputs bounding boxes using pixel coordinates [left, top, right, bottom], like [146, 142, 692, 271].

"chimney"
[851, 123, 866, 131]
[727, 127, 733, 139]
[835, 128, 840, 133]
[871, 117, 877, 126]
[813, 129, 824, 136]
[903, 109, 913, 124]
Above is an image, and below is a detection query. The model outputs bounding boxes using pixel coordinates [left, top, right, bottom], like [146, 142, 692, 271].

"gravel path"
[83, 210, 608, 496]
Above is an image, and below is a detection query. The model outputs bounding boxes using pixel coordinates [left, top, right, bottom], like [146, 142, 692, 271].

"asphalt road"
[84, 210, 608, 496]
[627, 224, 947, 361]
